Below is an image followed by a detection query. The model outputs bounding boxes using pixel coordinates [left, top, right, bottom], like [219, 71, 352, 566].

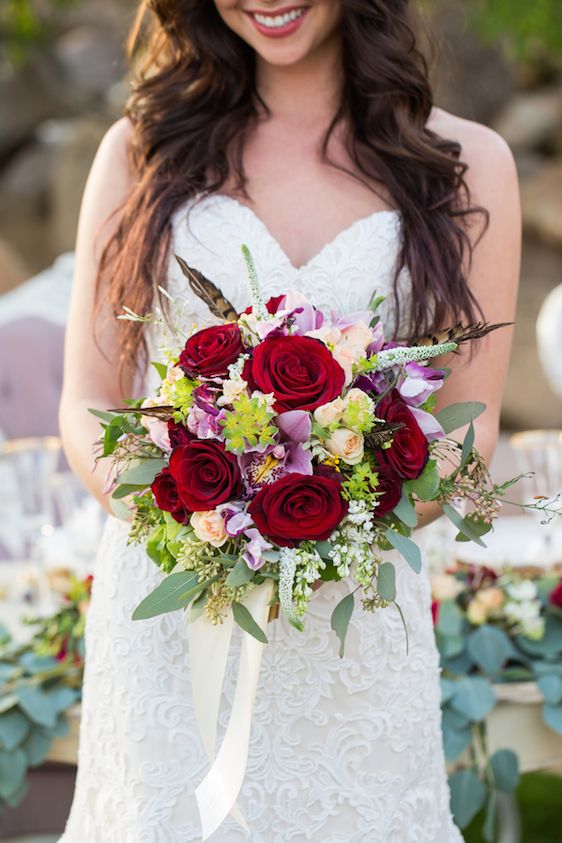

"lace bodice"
[59, 193, 462, 843]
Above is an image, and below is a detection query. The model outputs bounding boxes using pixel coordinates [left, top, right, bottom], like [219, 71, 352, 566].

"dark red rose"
[549, 581, 562, 609]
[151, 467, 189, 524]
[179, 323, 244, 379]
[373, 464, 402, 517]
[244, 335, 345, 413]
[243, 294, 285, 315]
[248, 472, 348, 547]
[375, 389, 429, 479]
[167, 420, 193, 448]
[170, 440, 242, 511]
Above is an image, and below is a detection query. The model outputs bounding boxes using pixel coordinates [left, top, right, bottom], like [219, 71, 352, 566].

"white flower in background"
[325, 428, 364, 465]
[431, 574, 463, 602]
[313, 397, 346, 427]
[521, 616, 545, 640]
[467, 598, 488, 625]
[190, 510, 228, 548]
[506, 580, 538, 602]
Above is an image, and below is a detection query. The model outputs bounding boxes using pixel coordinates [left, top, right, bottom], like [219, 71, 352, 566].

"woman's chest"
[223, 120, 397, 270]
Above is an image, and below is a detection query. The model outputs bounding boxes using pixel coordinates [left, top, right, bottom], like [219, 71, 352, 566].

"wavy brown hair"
[97, 0, 487, 383]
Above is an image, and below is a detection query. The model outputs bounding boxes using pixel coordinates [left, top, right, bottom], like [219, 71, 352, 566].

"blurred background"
[0, 1, 561, 842]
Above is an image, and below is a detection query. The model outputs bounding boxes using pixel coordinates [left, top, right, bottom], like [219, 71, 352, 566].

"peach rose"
[190, 510, 228, 548]
[477, 587, 505, 611]
[467, 598, 488, 625]
[431, 574, 463, 602]
[325, 428, 364, 465]
[338, 321, 373, 358]
[313, 397, 346, 427]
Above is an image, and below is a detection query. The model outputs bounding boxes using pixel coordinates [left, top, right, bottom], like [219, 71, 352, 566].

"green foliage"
[330, 592, 355, 658]
[220, 393, 277, 455]
[469, 0, 562, 66]
[0, 583, 86, 815]
[341, 462, 380, 507]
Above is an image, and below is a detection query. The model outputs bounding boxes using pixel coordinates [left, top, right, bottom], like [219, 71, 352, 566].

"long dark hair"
[98, 0, 487, 381]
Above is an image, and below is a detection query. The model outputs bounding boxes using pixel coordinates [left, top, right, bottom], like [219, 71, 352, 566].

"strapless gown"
[58, 193, 463, 842]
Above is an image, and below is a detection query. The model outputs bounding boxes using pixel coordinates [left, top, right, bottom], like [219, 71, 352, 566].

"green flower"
[220, 392, 278, 455]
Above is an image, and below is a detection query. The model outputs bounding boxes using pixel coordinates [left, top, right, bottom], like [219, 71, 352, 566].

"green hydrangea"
[220, 393, 278, 455]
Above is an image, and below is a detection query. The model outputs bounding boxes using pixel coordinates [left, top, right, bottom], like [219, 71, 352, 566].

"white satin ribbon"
[188, 579, 274, 840]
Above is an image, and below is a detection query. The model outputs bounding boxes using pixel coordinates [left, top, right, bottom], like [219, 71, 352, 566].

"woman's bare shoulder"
[427, 106, 518, 204]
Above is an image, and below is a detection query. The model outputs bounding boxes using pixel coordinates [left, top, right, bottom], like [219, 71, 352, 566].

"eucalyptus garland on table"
[434, 565, 562, 841]
[0, 575, 90, 812]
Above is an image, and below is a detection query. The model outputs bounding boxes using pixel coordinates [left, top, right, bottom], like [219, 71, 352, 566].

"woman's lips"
[246, 5, 310, 39]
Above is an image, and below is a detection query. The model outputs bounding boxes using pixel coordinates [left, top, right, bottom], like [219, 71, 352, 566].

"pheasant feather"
[414, 321, 513, 347]
[175, 255, 238, 322]
[364, 422, 405, 450]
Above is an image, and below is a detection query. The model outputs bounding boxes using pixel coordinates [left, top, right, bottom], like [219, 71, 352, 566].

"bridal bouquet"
[92, 245, 558, 838]
[92, 246, 522, 650]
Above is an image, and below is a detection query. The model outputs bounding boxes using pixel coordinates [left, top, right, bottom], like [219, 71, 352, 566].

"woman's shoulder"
[427, 106, 519, 204]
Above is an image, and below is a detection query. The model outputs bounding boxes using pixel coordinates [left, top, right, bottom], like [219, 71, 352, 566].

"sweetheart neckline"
[189, 192, 402, 274]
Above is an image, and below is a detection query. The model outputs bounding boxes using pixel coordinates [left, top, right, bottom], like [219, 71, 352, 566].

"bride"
[58, 1, 520, 840]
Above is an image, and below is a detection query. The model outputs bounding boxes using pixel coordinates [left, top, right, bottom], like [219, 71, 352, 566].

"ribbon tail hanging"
[187, 599, 248, 832]
[193, 579, 274, 841]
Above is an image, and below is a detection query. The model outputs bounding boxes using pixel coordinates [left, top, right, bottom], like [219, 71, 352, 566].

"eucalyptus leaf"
[443, 723, 472, 761]
[450, 676, 495, 723]
[132, 572, 200, 620]
[537, 674, 562, 705]
[232, 602, 268, 644]
[393, 491, 418, 528]
[436, 401, 486, 435]
[385, 527, 422, 573]
[466, 625, 513, 675]
[111, 483, 146, 500]
[330, 592, 355, 659]
[16, 686, 58, 729]
[109, 495, 133, 521]
[377, 562, 396, 602]
[0, 709, 30, 751]
[315, 541, 334, 560]
[19, 652, 57, 674]
[440, 678, 456, 704]
[543, 703, 562, 735]
[117, 459, 167, 487]
[437, 633, 466, 660]
[436, 600, 464, 637]
[404, 459, 440, 501]
[0, 748, 27, 800]
[461, 421, 475, 466]
[517, 616, 562, 658]
[46, 686, 78, 712]
[226, 558, 255, 587]
[448, 768, 487, 828]
[22, 725, 52, 766]
[52, 713, 70, 738]
[490, 749, 520, 793]
[483, 792, 497, 843]
[189, 589, 208, 624]
[442, 504, 487, 548]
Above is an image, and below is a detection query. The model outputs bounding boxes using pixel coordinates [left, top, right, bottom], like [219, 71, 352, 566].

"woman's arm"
[416, 114, 522, 528]
[59, 117, 136, 512]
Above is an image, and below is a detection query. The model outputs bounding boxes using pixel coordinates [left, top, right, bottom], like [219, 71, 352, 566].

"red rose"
[375, 390, 429, 479]
[151, 467, 189, 524]
[167, 420, 192, 448]
[170, 440, 242, 511]
[179, 323, 244, 379]
[243, 294, 285, 315]
[244, 335, 345, 413]
[549, 581, 562, 609]
[248, 472, 348, 547]
[373, 464, 402, 517]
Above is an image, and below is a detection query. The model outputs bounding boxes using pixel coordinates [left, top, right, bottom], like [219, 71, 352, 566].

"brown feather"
[108, 405, 174, 418]
[175, 255, 238, 322]
[365, 421, 406, 450]
[415, 321, 513, 347]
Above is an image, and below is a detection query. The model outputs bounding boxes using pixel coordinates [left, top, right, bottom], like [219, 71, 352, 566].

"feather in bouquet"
[89, 245, 552, 839]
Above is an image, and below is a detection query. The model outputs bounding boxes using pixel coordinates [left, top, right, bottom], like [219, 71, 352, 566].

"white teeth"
[253, 8, 306, 28]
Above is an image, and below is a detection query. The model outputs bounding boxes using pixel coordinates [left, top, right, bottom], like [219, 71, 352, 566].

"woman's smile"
[246, 5, 311, 38]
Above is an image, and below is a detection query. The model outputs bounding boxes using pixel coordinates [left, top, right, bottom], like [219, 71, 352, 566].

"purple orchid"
[398, 362, 446, 408]
[242, 528, 273, 571]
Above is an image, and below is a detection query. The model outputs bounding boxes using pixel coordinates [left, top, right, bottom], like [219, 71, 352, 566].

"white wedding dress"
[59, 193, 463, 843]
